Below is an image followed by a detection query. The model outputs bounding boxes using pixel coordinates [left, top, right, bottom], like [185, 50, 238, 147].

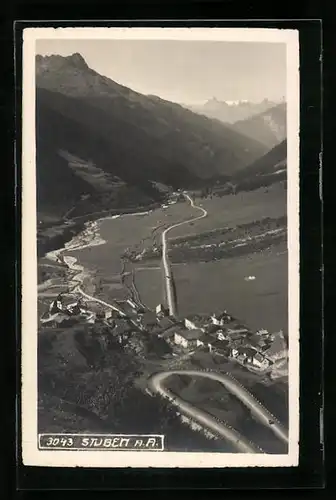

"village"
[40, 292, 288, 379]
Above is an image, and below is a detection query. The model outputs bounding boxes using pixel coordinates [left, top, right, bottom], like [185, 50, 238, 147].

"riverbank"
[42, 207, 159, 297]
[38, 201, 163, 258]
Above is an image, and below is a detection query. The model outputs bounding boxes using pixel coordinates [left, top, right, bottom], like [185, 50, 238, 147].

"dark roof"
[158, 316, 174, 329]
[113, 319, 133, 333]
[141, 312, 158, 325]
[237, 346, 257, 357]
[254, 352, 266, 363]
[248, 333, 262, 344]
[205, 323, 221, 334]
[185, 314, 211, 324]
[212, 311, 232, 319]
[198, 334, 213, 343]
[176, 329, 204, 341]
[120, 303, 138, 315]
[211, 339, 230, 349]
[227, 327, 249, 334]
[246, 336, 261, 349]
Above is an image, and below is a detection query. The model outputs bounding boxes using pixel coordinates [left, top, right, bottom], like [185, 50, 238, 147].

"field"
[65, 185, 288, 335]
[170, 184, 286, 240]
[134, 241, 288, 335]
[65, 200, 197, 276]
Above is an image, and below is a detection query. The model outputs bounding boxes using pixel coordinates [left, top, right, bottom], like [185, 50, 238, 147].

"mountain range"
[188, 98, 280, 124]
[229, 103, 287, 149]
[188, 99, 286, 149]
[35, 53, 286, 224]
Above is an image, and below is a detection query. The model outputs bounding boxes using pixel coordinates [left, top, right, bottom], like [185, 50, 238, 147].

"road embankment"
[148, 371, 265, 454]
[148, 369, 288, 451]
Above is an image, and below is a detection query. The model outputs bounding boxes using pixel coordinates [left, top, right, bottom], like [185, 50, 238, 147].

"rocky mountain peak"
[36, 52, 89, 73]
[65, 52, 89, 69]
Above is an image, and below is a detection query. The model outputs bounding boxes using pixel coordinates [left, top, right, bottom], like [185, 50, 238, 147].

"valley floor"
[37, 185, 289, 452]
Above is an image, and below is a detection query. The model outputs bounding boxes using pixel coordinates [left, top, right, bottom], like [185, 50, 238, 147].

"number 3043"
[45, 437, 74, 447]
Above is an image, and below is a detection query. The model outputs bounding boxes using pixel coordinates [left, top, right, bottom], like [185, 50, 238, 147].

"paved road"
[161, 193, 207, 316]
[149, 370, 288, 447]
[148, 371, 264, 453]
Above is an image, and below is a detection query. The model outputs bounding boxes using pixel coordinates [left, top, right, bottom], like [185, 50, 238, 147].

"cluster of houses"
[171, 310, 287, 373]
[41, 293, 287, 374]
[40, 295, 96, 326]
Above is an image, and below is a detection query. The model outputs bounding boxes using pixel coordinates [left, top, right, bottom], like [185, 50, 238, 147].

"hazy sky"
[36, 39, 286, 104]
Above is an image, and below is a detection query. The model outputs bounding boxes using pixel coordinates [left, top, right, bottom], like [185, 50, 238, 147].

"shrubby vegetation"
[38, 325, 222, 450]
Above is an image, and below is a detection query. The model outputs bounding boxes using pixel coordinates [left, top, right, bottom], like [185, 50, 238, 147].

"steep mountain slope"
[35, 53, 268, 219]
[231, 140, 287, 192]
[229, 103, 287, 149]
[188, 98, 279, 125]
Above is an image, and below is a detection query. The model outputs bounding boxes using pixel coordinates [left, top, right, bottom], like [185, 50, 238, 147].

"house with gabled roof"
[211, 311, 235, 326]
[174, 328, 204, 349]
[250, 352, 270, 370]
[184, 313, 211, 332]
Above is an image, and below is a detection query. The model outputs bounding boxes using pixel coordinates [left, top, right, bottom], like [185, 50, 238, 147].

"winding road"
[162, 193, 208, 316]
[44, 193, 288, 453]
[148, 370, 263, 453]
[148, 370, 288, 452]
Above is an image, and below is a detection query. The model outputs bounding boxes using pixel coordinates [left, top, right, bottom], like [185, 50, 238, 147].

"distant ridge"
[229, 103, 287, 149]
[36, 53, 267, 219]
[187, 98, 282, 125]
[231, 140, 287, 192]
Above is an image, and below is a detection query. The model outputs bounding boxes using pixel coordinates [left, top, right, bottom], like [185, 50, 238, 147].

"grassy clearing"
[169, 185, 286, 240]
[135, 245, 288, 335]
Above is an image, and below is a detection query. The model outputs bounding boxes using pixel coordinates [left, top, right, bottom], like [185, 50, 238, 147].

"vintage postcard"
[21, 27, 300, 467]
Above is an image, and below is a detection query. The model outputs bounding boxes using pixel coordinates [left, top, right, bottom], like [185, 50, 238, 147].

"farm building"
[184, 314, 211, 332]
[174, 329, 204, 349]
[250, 352, 271, 370]
[211, 311, 235, 326]
[196, 334, 213, 350]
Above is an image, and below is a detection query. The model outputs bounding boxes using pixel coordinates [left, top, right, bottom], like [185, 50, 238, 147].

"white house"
[184, 314, 209, 332]
[252, 352, 270, 370]
[256, 328, 269, 336]
[196, 334, 214, 351]
[230, 347, 256, 364]
[156, 304, 169, 316]
[216, 330, 228, 341]
[106, 309, 121, 320]
[49, 296, 63, 314]
[211, 311, 233, 326]
[231, 347, 239, 358]
[174, 329, 204, 349]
